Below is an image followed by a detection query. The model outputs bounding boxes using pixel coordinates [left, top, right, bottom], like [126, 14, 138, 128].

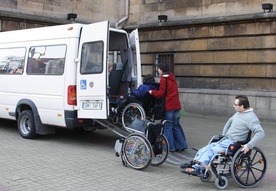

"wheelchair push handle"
[146, 120, 172, 127]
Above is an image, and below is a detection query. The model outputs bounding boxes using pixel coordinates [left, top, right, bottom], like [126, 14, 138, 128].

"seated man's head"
[143, 74, 155, 83]
[234, 95, 250, 112]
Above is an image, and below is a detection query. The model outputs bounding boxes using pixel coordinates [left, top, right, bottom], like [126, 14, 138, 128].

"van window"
[80, 41, 103, 74]
[0, 47, 26, 74]
[27, 45, 66, 75]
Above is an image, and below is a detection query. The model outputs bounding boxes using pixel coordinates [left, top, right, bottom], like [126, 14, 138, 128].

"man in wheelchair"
[180, 95, 265, 176]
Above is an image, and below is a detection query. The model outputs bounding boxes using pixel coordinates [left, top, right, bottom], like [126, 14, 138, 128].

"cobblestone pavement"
[0, 113, 275, 191]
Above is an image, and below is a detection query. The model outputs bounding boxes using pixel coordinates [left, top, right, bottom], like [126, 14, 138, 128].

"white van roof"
[0, 23, 84, 44]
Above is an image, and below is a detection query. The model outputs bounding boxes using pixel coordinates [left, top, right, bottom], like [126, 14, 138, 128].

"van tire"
[18, 110, 37, 139]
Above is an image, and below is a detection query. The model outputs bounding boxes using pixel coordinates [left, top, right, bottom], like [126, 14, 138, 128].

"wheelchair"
[181, 134, 267, 190]
[114, 119, 169, 170]
[110, 93, 159, 129]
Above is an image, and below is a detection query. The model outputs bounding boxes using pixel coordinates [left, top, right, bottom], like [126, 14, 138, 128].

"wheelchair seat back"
[126, 118, 163, 145]
[141, 94, 156, 118]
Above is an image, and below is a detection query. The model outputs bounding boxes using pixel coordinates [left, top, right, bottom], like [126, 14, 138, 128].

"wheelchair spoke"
[122, 134, 152, 170]
[231, 147, 266, 188]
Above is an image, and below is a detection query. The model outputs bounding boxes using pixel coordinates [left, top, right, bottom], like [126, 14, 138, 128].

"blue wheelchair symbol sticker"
[80, 80, 87, 90]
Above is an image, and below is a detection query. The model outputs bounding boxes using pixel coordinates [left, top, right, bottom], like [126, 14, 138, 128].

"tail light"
[68, 85, 77, 105]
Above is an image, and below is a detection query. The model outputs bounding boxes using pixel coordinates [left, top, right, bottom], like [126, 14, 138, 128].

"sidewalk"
[0, 113, 275, 191]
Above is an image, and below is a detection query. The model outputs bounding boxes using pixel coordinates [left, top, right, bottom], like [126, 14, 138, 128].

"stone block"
[266, 65, 276, 78]
[174, 53, 192, 64]
[200, 65, 230, 76]
[2, 0, 17, 8]
[174, 8, 187, 18]
[174, 28, 189, 39]
[229, 65, 266, 77]
[214, 51, 247, 63]
[141, 54, 154, 64]
[193, 78, 220, 89]
[247, 79, 274, 91]
[146, 41, 175, 52]
[187, 26, 209, 38]
[176, 39, 207, 51]
[248, 50, 276, 63]
[209, 25, 224, 37]
[253, 36, 276, 49]
[256, 96, 272, 110]
[130, 5, 141, 14]
[174, 65, 200, 76]
[201, 2, 227, 16]
[186, 6, 201, 17]
[219, 78, 247, 90]
[18, 1, 44, 13]
[208, 38, 229, 50]
[178, 77, 194, 88]
[191, 52, 214, 63]
[1, 20, 21, 31]
[142, 65, 154, 75]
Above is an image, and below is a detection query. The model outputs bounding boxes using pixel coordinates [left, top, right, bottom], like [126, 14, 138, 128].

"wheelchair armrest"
[208, 135, 224, 144]
[226, 142, 243, 156]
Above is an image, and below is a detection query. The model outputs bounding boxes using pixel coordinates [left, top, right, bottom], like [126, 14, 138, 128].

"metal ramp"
[95, 119, 129, 138]
[166, 149, 197, 166]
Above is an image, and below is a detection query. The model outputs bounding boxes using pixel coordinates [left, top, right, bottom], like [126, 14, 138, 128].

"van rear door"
[76, 21, 109, 119]
[129, 29, 142, 89]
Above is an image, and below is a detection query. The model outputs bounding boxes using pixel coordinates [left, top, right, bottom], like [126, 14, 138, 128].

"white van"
[0, 21, 142, 138]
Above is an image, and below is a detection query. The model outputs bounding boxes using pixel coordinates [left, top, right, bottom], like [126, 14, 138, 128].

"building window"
[155, 53, 174, 77]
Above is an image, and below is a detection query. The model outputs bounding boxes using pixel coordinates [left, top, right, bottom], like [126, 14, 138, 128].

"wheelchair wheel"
[231, 147, 266, 188]
[151, 134, 169, 166]
[122, 102, 146, 129]
[200, 169, 212, 182]
[215, 176, 228, 190]
[122, 133, 152, 170]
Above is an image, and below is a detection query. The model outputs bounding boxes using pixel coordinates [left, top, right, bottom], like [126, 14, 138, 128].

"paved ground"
[0, 113, 275, 191]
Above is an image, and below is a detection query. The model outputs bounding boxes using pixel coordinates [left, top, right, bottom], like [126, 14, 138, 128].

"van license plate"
[82, 102, 102, 110]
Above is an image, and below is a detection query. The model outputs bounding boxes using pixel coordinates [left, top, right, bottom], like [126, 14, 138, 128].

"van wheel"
[18, 110, 37, 139]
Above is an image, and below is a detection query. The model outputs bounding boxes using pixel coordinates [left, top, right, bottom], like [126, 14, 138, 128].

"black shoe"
[180, 163, 192, 169]
[176, 148, 187, 152]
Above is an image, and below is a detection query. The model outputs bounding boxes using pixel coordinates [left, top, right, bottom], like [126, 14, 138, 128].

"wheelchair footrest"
[181, 167, 203, 177]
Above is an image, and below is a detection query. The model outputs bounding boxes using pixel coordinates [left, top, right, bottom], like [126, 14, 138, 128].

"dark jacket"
[151, 72, 181, 111]
[131, 82, 159, 99]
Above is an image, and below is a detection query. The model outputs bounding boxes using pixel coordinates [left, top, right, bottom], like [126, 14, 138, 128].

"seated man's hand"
[241, 144, 250, 154]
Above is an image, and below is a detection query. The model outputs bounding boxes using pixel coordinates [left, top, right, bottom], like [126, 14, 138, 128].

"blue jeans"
[193, 138, 234, 168]
[164, 110, 188, 151]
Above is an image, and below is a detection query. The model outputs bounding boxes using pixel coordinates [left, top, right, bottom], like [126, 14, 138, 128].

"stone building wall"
[127, 0, 275, 25]
[0, 0, 275, 121]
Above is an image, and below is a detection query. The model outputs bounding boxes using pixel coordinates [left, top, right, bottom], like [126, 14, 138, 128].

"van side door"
[76, 21, 109, 119]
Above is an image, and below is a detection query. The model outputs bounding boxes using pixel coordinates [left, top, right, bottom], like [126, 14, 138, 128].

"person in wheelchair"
[130, 74, 159, 100]
[180, 95, 265, 176]
[130, 74, 159, 117]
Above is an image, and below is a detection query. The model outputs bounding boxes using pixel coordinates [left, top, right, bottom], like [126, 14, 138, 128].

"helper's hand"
[241, 144, 250, 154]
